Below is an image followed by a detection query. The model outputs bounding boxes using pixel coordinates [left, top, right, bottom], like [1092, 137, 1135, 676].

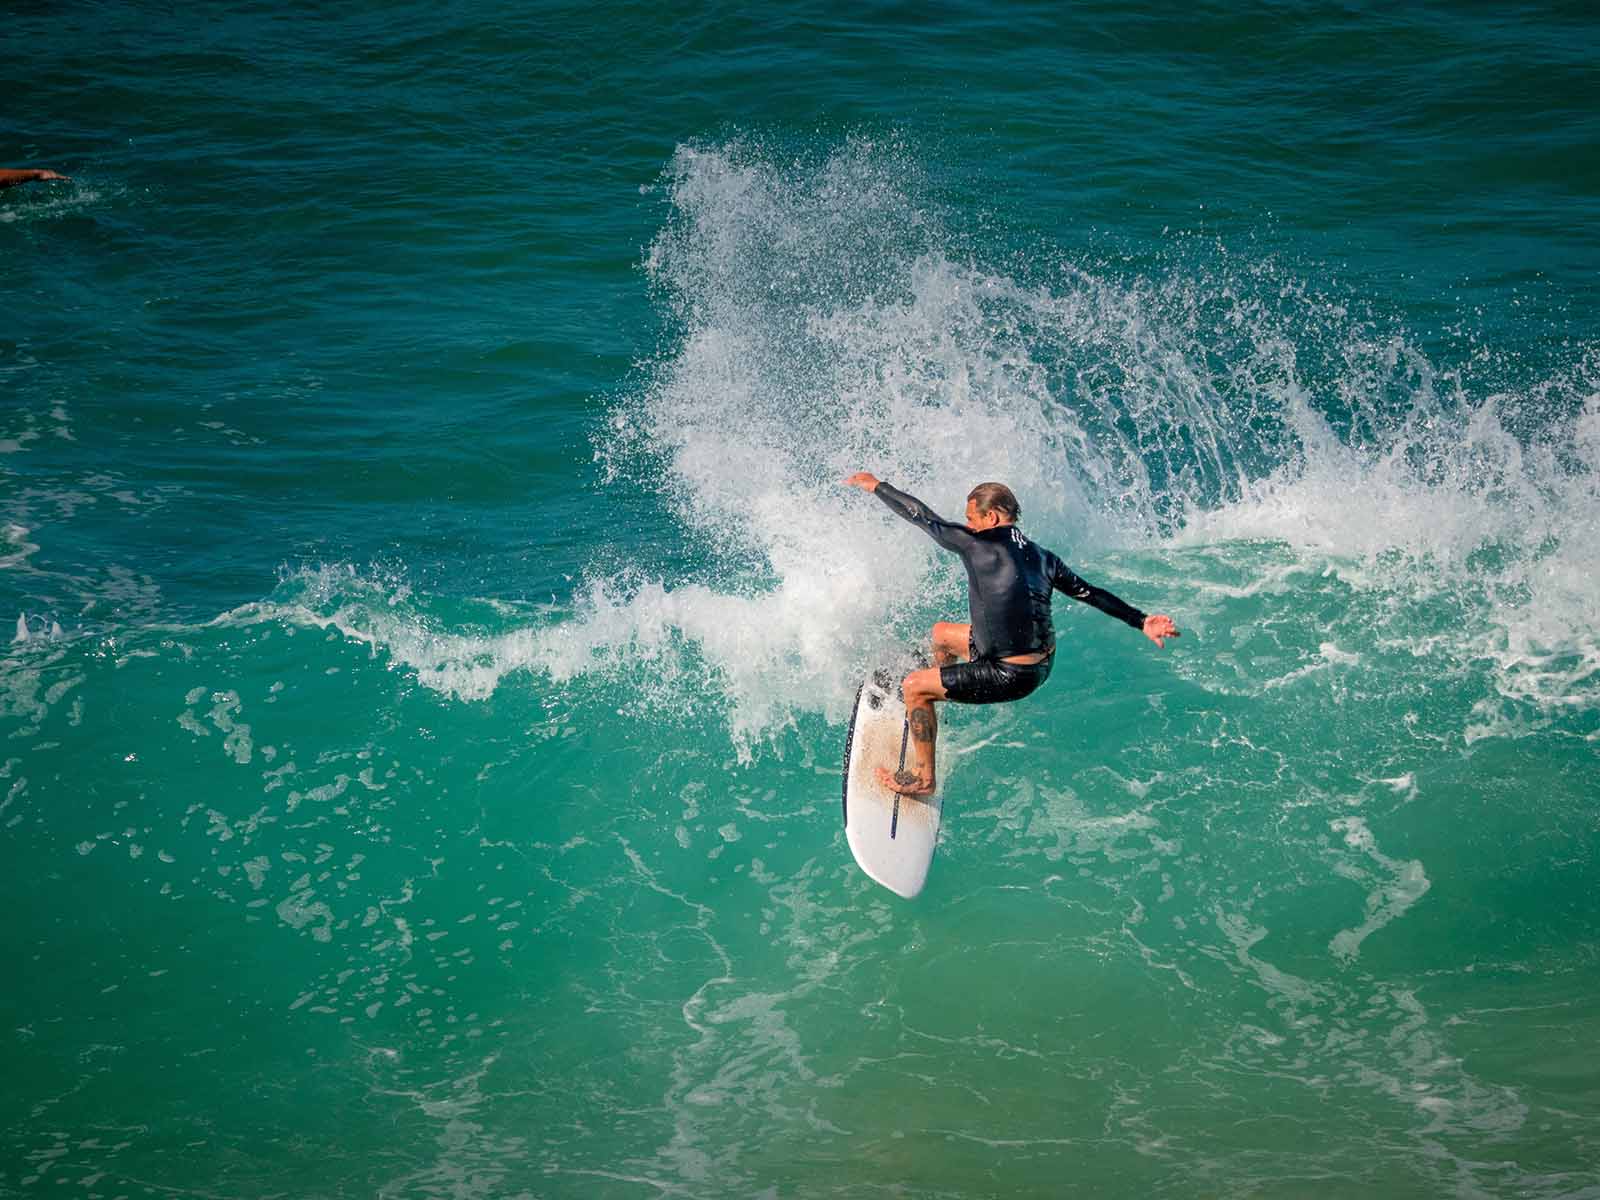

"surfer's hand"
[844, 472, 880, 492]
[1143, 614, 1180, 648]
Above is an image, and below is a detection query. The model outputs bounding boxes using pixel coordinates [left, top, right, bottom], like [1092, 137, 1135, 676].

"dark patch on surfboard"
[890, 713, 910, 839]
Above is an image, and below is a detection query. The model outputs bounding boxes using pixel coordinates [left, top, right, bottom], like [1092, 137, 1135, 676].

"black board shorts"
[939, 652, 1053, 706]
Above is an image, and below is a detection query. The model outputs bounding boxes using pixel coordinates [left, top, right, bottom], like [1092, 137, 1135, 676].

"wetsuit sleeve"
[873, 483, 978, 554]
[1047, 553, 1147, 631]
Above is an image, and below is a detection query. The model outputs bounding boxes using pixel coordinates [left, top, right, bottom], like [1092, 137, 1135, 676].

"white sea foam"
[1328, 815, 1432, 963]
[223, 141, 1598, 751]
[610, 140, 1598, 740]
[1185, 379, 1600, 725]
[0, 182, 107, 226]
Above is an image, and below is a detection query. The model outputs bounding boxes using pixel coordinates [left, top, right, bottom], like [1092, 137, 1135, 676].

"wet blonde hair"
[967, 482, 1020, 521]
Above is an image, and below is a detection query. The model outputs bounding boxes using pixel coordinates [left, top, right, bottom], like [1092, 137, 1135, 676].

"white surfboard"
[842, 665, 943, 899]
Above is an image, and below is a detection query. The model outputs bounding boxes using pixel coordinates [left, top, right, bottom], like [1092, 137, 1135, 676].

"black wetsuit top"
[875, 482, 1147, 659]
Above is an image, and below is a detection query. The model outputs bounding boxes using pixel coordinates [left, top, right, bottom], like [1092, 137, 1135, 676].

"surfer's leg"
[876, 667, 945, 798]
[931, 621, 970, 667]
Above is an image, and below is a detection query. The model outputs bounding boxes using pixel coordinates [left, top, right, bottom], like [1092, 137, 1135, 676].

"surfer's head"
[965, 482, 1020, 530]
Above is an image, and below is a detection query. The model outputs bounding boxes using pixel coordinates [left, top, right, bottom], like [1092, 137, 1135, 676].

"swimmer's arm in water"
[1047, 553, 1180, 648]
[844, 472, 976, 553]
[0, 169, 71, 190]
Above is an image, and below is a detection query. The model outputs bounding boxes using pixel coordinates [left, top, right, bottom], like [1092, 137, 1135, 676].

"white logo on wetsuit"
[1011, 528, 1026, 548]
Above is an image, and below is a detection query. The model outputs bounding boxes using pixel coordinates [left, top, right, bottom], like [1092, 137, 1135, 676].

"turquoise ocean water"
[4, 3, 1599, 1196]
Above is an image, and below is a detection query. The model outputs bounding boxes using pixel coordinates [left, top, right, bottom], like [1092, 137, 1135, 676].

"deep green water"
[4, 3, 1599, 1197]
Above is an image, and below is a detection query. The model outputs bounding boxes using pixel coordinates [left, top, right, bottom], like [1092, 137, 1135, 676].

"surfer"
[844, 473, 1179, 798]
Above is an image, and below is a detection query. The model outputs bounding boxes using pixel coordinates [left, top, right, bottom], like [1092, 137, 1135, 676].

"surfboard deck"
[842, 663, 943, 899]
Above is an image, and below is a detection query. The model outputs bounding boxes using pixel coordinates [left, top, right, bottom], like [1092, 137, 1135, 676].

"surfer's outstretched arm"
[0, 168, 70, 189]
[844, 473, 976, 554]
[1046, 554, 1180, 648]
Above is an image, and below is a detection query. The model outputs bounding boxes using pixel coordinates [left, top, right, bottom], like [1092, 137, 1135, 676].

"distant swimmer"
[845, 473, 1179, 797]
[0, 168, 71, 190]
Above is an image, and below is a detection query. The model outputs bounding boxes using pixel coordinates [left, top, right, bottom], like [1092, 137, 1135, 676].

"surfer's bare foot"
[876, 766, 935, 797]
